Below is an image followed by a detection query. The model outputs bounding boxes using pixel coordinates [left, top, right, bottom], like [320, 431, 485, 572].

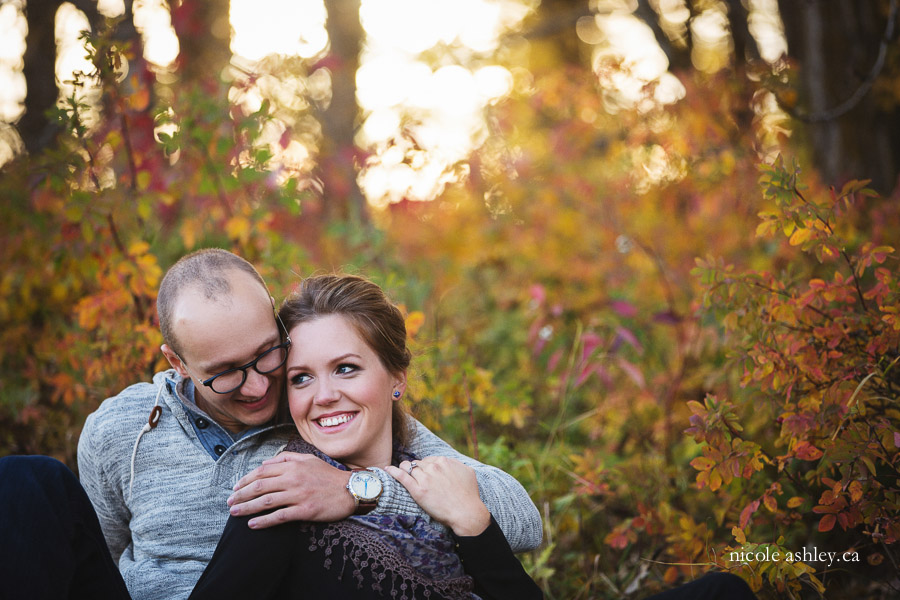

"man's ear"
[161, 344, 190, 379]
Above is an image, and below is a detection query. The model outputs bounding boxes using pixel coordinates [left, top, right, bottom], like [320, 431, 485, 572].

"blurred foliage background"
[1, 0, 899, 598]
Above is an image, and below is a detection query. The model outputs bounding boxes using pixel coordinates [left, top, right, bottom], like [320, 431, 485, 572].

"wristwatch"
[347, 469, 383, 515]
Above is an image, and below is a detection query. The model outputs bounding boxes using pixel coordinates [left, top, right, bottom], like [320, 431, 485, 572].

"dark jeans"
[0, 455, 131, 600]
[646, 572, 756, 599]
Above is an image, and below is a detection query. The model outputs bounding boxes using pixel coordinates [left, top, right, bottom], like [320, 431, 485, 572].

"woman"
[189, 274, 542, 600]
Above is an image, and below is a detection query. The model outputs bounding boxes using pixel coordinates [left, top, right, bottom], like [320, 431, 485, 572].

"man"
[76, 248, 542, 599]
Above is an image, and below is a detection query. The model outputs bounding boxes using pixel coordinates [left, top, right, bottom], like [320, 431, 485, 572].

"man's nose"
[240, 367, 269, 396]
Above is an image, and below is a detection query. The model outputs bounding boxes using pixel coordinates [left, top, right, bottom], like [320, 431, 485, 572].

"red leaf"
[614, 326, 643, 353]
[581, 332, 602, 360]
[652, 310, 681, 325]
[616, 357, 646, 388]
[740, 500, 760, 528]
[609, 300, 637, 317]
[279, 129, 292, 149]
[529, 284, 546, 306]
[818, 513, 836, 532]
[794, 441, 823, 461]
[837, 512, 850, 530]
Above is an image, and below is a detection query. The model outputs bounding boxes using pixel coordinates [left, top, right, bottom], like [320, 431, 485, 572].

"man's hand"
[227, 452, 355, 528]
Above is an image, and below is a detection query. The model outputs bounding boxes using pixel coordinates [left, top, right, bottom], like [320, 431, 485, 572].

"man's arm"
[77, 411, 132, 563]
[230, 419, 542, 552]
[403, 419, 543, 552]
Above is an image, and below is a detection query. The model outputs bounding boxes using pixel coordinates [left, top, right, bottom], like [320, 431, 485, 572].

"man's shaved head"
[157, 249, 269, 356]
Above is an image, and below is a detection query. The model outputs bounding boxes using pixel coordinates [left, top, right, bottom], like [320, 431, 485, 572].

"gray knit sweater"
[77, 370, 541, 600]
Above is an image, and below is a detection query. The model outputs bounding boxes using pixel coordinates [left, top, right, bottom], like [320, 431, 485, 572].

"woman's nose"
[314, 377, 339, 405]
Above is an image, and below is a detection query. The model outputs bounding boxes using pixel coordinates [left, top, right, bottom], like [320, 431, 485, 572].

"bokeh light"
[0, 0, 786, 193]
[0, 1, 26, 122]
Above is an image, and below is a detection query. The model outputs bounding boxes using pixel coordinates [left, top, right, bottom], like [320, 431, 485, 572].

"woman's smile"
[314, 411, 357, 429]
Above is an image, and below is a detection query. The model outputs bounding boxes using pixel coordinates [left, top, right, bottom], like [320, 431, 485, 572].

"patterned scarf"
[283, 438, 479, 600]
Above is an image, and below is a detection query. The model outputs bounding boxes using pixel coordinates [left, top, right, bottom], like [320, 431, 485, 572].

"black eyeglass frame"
[181, 314, 293, 395]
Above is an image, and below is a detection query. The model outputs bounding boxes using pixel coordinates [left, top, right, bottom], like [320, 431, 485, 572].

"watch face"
[349, 470, 383, 501]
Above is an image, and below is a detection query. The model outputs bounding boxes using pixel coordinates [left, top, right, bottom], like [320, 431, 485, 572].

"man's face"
[163, 271, 284, 434]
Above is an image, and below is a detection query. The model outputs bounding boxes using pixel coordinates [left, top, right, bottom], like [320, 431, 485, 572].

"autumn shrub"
[0, 25, 315, 463]
[380, 64, 784, 597]
[690, 159, 899, 598]
[382, 63, 899, 598]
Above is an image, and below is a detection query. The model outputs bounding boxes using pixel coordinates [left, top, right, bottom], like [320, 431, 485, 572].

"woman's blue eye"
[291, 373, 312, 385]
[336, 364, 358, 375]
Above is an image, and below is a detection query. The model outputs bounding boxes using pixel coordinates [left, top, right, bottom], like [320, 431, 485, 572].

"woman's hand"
[385, 456, 491, 536]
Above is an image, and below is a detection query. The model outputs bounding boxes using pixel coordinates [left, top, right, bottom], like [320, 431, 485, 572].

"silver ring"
[407, 461, 419, 475]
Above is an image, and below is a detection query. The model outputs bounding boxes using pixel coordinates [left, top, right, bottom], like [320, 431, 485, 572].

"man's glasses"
[182, 315, 292, 394]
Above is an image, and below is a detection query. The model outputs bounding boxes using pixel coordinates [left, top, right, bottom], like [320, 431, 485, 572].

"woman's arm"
[188, 514, 298, 599]
[453, 516, 544, 600]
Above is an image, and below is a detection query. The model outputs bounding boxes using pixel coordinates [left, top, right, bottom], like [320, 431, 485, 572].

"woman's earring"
[393, 391, 401, 399]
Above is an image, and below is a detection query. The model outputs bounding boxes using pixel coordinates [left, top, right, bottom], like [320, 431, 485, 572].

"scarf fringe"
[304, 520, 476, 600]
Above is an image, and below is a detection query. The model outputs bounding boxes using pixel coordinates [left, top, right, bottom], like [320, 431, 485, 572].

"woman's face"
[285, 314, 404, 469]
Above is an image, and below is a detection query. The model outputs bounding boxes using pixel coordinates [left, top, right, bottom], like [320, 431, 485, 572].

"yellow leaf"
[127, 86, 150, 112]
[51, 282, 68, 302]
[709, 469, 723, 491]
[691, 456, 715, 471]
[849, 480, 863, 503]
[129, 241, 150, 256]
[405, 311, 425, 338]
[789, 227, 812, 246]
[81, 220, 94, 244]
[787, 496, 804, 508]
[756, 219, 776, 237]
[782, 220, 795, 236]
[136, 170, 151, 191]
[181, 219, 199, 248]
[686, 400, 705, 414]
[861, 456, 878, 477]
[138, 199, 152, 221]
[723, 311, 739, 330]
[226, 216, 251, 241]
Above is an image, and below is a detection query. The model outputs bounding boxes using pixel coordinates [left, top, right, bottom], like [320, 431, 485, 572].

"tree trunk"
[319, 0, 368, 223]
[169, 0, 233, 83]
[724, 0, 759, 64]
[777, 0, 899, 193]
[636, 0, 693, 72]
[19, 0, 127, 154]
[20, 0, 64, 154]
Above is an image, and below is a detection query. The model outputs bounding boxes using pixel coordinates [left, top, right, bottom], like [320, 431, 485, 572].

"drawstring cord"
[129, 383, 164, 501]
